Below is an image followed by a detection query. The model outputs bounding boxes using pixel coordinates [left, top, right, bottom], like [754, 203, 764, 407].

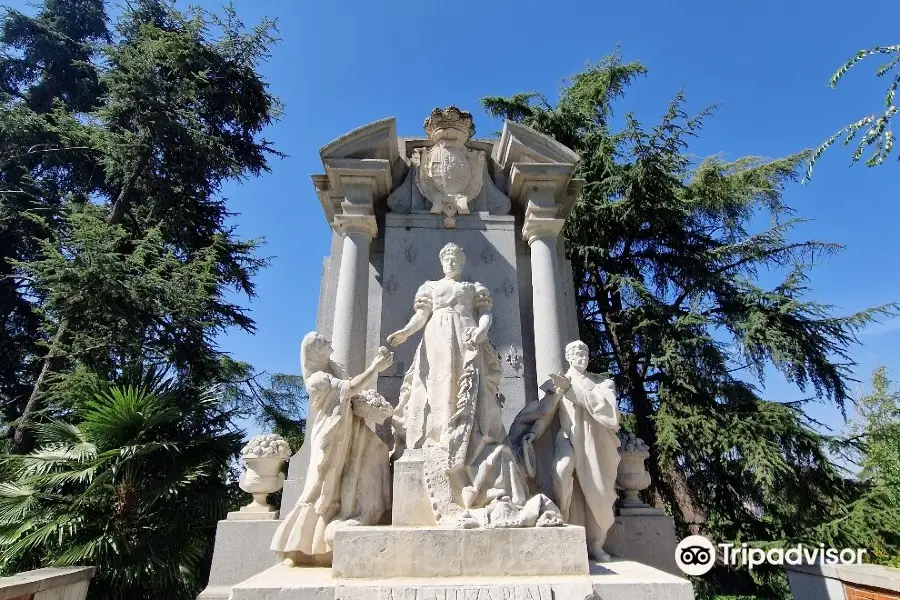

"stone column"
[522, 191, 566, 385]
[331, 213, 377, 374]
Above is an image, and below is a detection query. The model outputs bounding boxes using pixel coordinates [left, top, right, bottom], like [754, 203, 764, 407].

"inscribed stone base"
[228, 559, 694, 600]
[390, 449, 435, 526]
[604, 511, 680, 576]
[332, 526, 589, 579]
[196, 519, 282, 600]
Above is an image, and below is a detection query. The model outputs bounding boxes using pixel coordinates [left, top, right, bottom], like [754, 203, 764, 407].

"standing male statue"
[511, 340, 621, 560]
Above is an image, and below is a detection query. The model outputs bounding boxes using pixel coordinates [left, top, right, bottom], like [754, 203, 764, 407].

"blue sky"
[205, 0, 899, 439]
[14, 0, 899, 438]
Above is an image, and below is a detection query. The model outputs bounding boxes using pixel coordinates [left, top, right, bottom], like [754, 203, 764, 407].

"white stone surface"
[227, 510, 279, 521]
[616, 507, 663, 517]
[380, 213, 527, 433]
[227, 558, 693, 600]
[589, 560, 695, 600]
[616, 433, 652, 509]
[272, 333, 393, 559]
[525, 231, 565, 384]
[332, 227, 375, 375]
[0, 567, 94, 600]
[33, 580, 90, 600]
[211, 110, 696, 600]
[785, 569, 846, 600]
[331, 526, 589, 579]
[413, 107, 485, 228]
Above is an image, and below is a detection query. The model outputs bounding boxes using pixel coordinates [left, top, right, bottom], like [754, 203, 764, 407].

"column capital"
[522, 204, 564, 245]
[333, 214, 378, 239]
[323, 159, 390, 239]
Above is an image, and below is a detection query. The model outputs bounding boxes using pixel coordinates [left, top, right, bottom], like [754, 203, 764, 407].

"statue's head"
[300, 331, 332, 378]
[439, 243, 465, 279]
[565, 340, 590, 373]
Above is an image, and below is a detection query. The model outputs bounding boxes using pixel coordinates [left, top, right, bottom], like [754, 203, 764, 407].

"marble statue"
[271, 332, 394, 564]
[388, 243, 553, 527]
[510, 340, 621, 561]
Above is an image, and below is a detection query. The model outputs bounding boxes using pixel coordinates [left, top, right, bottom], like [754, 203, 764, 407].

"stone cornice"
[319, 117, 399, 163]
[494, 121, 580, 175]
[507, 163, 577, 206]
[323, 158, 392, 200]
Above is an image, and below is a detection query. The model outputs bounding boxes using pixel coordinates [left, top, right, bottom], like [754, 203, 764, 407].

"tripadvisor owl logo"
[675, 535, 716, 576]
[675, 535, 869, 576]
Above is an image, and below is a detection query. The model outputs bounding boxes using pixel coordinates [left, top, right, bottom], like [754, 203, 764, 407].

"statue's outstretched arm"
[347, 348, 393, 396]
[387, 307, 429, 346]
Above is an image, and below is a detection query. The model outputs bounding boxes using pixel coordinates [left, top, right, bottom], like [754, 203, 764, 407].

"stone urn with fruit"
[616, 431, 652, 509]
[232, 433, 292, 520]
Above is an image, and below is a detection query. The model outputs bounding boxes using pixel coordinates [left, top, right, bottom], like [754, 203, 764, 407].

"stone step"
[228, 559, 694, 600]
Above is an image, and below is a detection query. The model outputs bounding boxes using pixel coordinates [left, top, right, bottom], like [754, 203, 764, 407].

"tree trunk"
[599, 276, 709, 534]
[108, 147, 152, 226]
[627, 366, 707, 534]
[10, 320, 67, 454]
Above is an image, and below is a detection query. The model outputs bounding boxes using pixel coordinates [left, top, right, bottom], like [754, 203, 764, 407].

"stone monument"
[198, 108, 694, 600]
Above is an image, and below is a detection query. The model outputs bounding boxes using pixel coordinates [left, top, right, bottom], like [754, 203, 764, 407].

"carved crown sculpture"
[424, 106, 475, 143]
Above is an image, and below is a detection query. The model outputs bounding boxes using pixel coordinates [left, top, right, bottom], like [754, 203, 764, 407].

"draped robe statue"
[271, 332, 394, 564]
[510, 340, 621, 560]
[388, 243, 536, 526]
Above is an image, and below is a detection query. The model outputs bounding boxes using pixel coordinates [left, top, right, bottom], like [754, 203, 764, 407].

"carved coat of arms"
[413, 107, 485, 228]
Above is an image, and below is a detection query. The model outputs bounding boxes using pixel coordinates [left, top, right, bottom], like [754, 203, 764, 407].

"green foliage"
[831, 366, 900, 567]
[1, 0, 282, 452]
[0, 0, 108, 435]
[0, 0, 108, 112]
[484, 51, 898, 598]
[807, 44, 900, 177]
[0, 368, 242, 600]
[0, 0, 283, 595]
[855, 367, 900, 488]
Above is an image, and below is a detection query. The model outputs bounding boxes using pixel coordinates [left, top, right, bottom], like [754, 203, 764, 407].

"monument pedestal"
[333, 526, 589, 578]
[604, 508, 681, 575]
[391, 450, 435, 527]
[198, 519, 282, 600]
[227, 525, 693, 600]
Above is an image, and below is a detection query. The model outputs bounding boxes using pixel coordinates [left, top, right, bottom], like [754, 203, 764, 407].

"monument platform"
[228, 559, 694, 600]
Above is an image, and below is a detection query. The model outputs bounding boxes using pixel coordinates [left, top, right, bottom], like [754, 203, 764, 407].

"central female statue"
[388, 243, 528, 524]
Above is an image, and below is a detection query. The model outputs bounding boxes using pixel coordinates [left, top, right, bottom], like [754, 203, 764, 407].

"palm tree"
[0, 367, 242, 600]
